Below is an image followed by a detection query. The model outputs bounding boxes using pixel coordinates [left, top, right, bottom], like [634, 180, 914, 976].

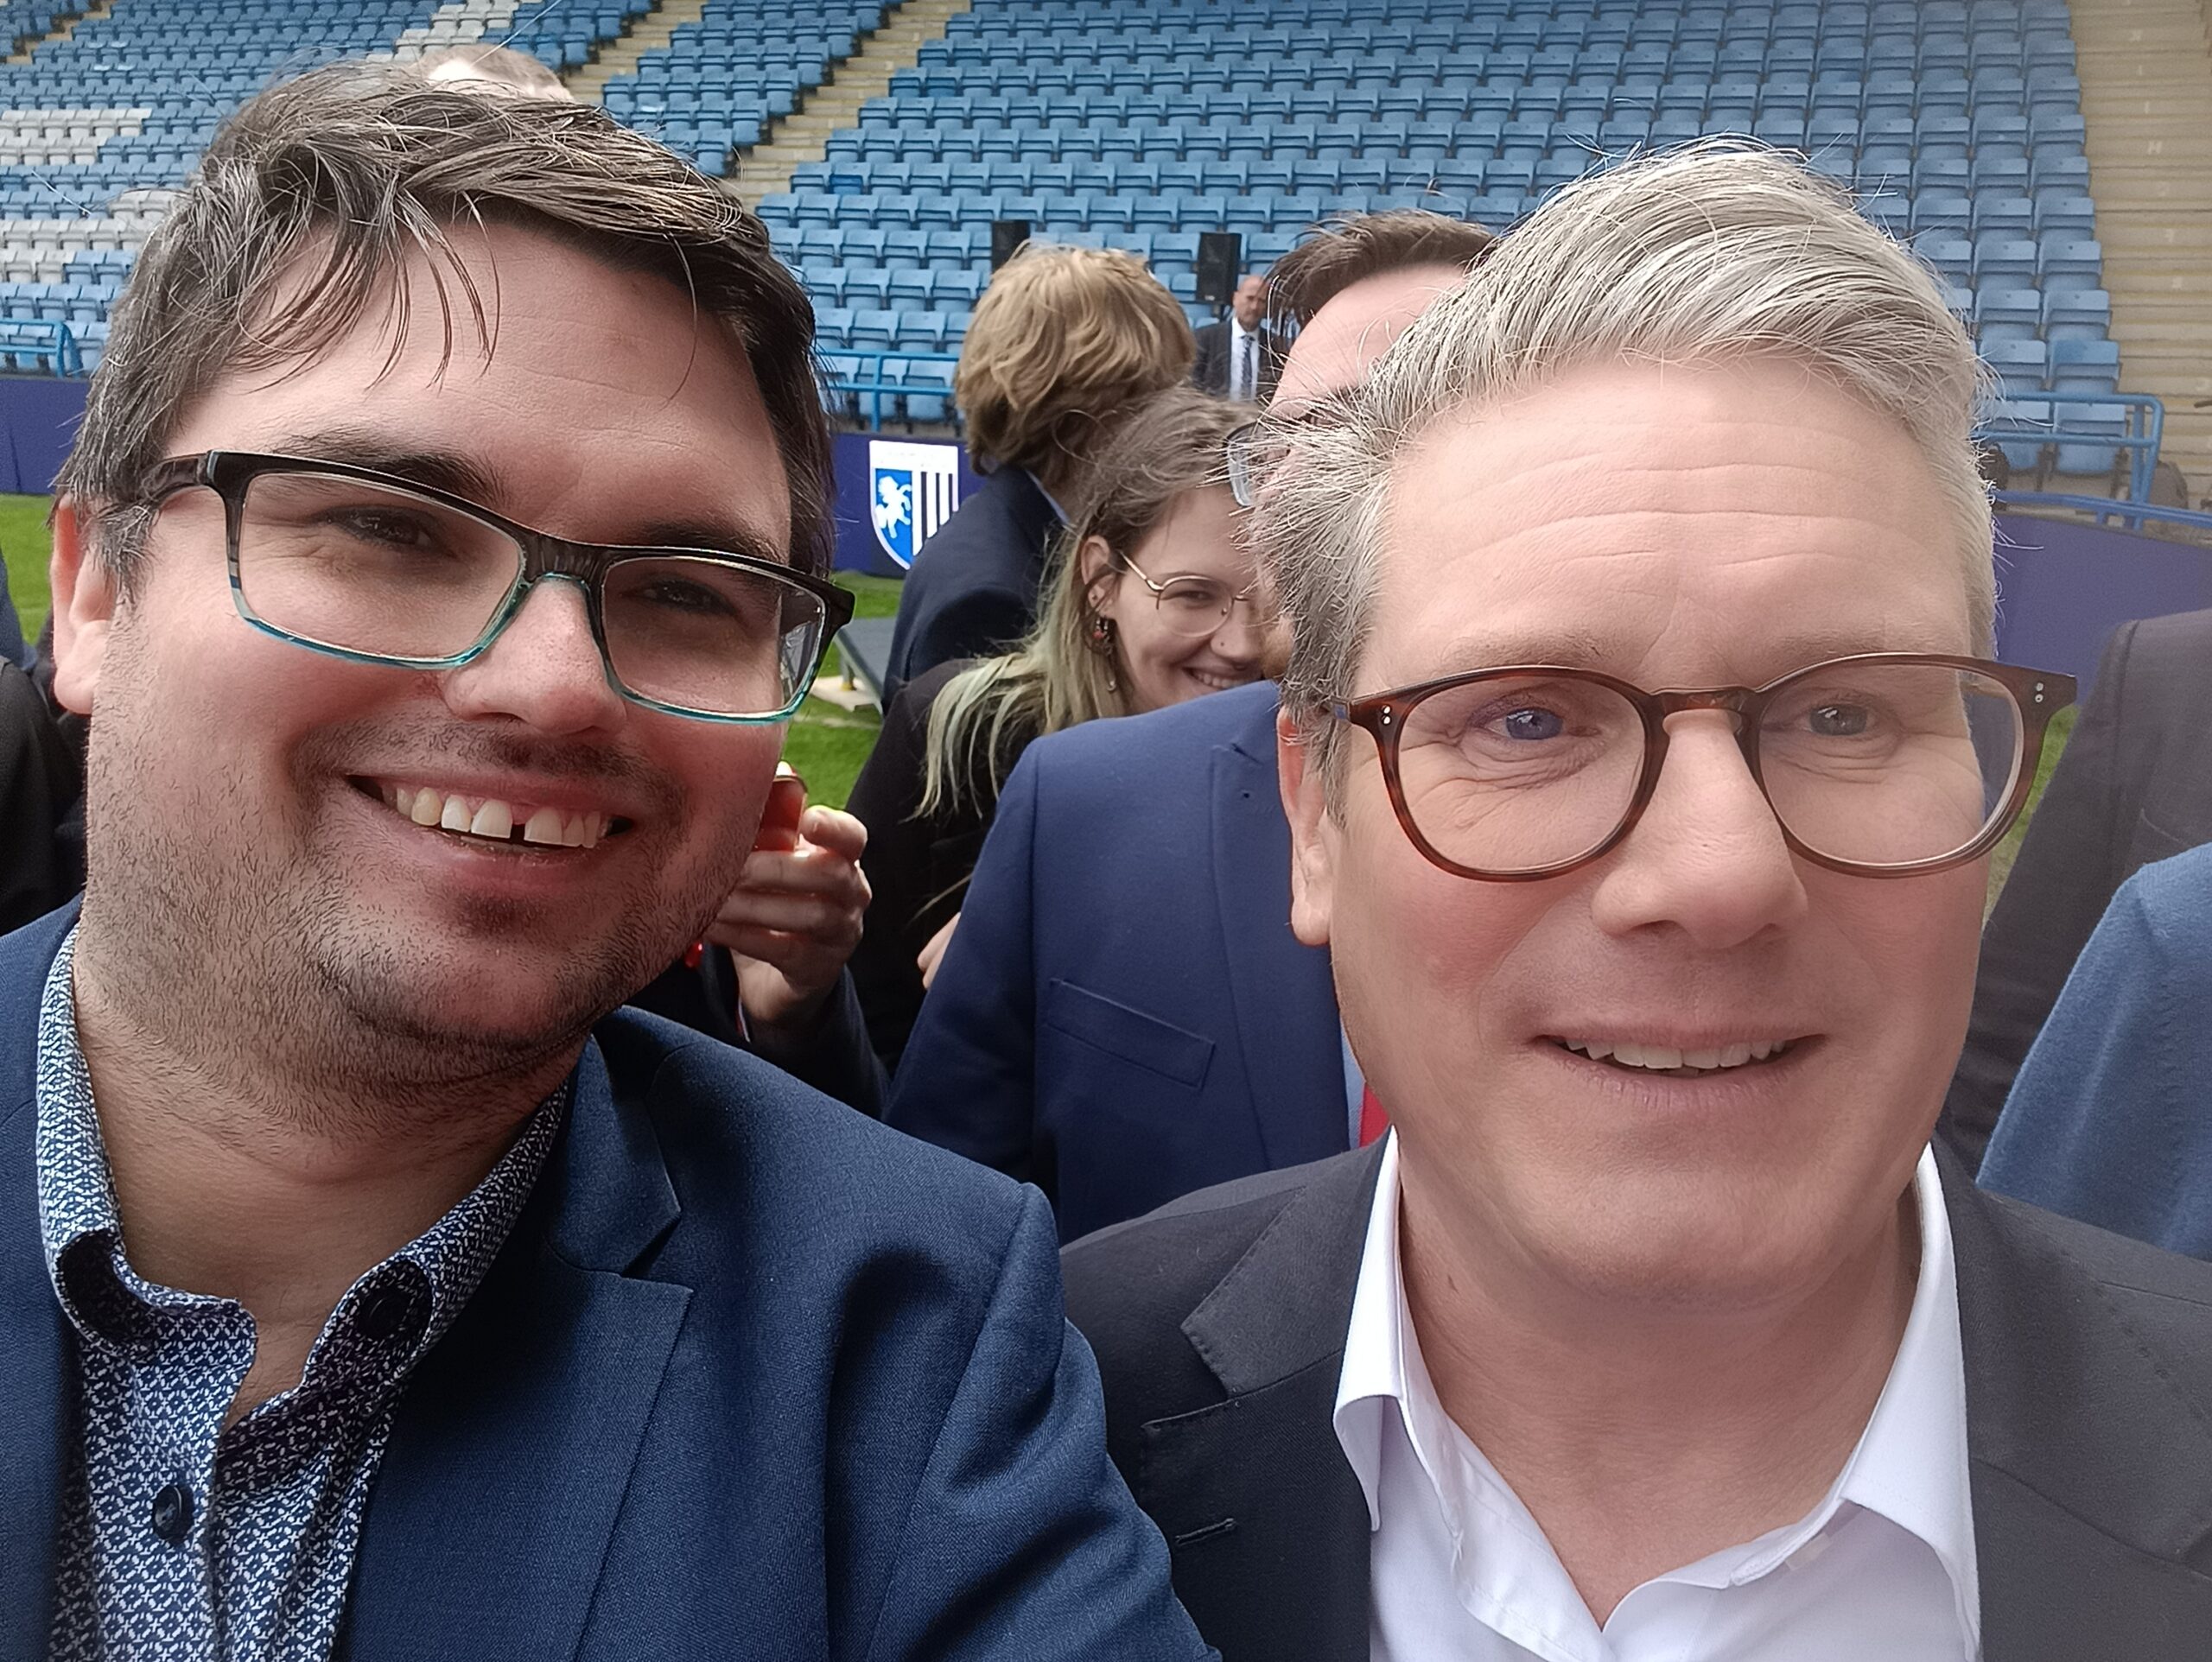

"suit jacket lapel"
[0, 909, 79, 1660]
[344, 1036, 691, 1660]
[1207, 700, 1345, 1170]
[1146, 1145, 1383, 1662]
[1947, 1149, 2212, 1657]
[0, 1096, 71, 1659]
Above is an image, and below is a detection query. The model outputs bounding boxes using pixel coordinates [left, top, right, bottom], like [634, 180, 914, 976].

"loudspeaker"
[990, 219, 1032, 270]
[1195, 231, 1243, 307]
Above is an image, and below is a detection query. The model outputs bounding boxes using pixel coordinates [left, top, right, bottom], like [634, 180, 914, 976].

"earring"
[1088, 615, 1120, 693]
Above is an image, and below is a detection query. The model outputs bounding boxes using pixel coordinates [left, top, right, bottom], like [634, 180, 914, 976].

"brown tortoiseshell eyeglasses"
[1328, 653, 2076, 881]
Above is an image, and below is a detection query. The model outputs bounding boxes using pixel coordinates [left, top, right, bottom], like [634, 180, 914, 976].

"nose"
[438, 575, 627, 736]
[1210, 602, 1268, 666]
[1586, 709, 1808, 948]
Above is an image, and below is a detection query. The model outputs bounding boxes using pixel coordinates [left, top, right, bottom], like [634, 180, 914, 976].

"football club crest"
[868, 440, 962, 569]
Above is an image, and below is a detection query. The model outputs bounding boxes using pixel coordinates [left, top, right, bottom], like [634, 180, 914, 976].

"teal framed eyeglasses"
[144, 450, 854, 724]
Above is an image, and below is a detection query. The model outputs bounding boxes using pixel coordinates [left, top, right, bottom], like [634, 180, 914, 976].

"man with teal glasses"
[0, 66, 1209, 1661]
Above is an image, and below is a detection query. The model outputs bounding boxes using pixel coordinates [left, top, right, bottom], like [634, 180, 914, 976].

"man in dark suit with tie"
[1066, 147, 2212, 1659]
[1939, 604, 2212, 1170]
[1192, 276, 1277, 404]
[887, 211, 1495, 1238]
[0, 69, 1209, 1659]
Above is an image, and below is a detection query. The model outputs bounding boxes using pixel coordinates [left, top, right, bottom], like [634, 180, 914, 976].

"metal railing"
[0, 316, 81, 377]
[1997, 490, 2212, 540]
[820, 348, 962, 431]
[1974, 390, 2164, 503]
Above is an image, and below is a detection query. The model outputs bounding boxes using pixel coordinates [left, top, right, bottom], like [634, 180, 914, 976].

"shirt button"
[357, 1285, 416, 1344]
[149, 1482, 194, 1545]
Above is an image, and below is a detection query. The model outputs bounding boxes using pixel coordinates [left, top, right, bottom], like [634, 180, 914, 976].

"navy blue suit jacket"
[0, 907, 1211, 1660]
[882, 467, 1062, 708]
[886, 682, 1346, 1241]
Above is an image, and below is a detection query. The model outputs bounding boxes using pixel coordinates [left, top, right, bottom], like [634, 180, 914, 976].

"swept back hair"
[953, 243, 1195, 479]
[1256, 142, 1996, 777]
[58, 60, 832, 580]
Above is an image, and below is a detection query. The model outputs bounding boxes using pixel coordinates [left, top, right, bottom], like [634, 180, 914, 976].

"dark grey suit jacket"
[1065, 1142, 2212, 1662]
[1190, 320, 1278, 403]
[1942, 607, 2212, 1170]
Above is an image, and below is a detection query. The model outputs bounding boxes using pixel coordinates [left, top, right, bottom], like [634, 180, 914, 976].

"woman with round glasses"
[846, 387, 1285, 1069]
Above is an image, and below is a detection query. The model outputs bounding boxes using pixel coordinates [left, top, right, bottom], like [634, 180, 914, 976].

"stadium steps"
[566, 0, 710, 103]
[2071, 0, 2212, 495]
[5, 0, 112, 67]
[730, 0, 971, 208]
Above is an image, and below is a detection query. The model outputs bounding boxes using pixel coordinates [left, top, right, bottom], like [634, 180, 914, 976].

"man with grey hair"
[0, 67, 1211, 1659]
[1065, 143, 2212, 1659]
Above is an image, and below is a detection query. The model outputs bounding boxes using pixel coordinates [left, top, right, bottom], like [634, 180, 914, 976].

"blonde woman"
[847, 389, 1283, 1069]
[880, 243, 1197, 706]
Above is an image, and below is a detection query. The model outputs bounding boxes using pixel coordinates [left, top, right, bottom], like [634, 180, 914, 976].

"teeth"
[385, 783, 612, 848]
[1560, 1037, 1791, 1074]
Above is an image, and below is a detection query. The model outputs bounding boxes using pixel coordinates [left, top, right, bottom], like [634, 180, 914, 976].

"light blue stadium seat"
[1982, 394, 2053, 474]
[2050, 337, 2121, 394]
[2037, 237, 2104, 294]
[1976, 289, 2044, 346]
[1972, 237, 2041, 283]
[2044, 289, 2112, 344]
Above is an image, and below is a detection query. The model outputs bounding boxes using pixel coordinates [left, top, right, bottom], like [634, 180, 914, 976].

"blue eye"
[1500, 707, 1566, 741]
[1807, 702, 1873, 738]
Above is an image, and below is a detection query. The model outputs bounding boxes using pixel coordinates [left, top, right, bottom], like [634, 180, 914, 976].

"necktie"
[1358, 1085, 1389, 1147]
[1239, 331, 1257, 402]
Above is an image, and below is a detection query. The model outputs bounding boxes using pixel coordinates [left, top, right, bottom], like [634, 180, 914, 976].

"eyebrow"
[1403, 627, 1970, 686]
[262, 426, 789, 566]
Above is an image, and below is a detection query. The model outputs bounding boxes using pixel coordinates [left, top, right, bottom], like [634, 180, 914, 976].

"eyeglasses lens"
[235, 471, 823, 720]
[1389, 663, 2024, 875]
[238, 470, 518, 661]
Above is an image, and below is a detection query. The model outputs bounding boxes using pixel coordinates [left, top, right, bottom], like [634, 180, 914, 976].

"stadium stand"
[0, 0, 2154, 488]
[742, 0, 2134, 481]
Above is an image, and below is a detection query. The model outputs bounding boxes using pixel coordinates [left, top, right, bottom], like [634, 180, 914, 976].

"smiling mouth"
[354, 779, 632, 851]
[1185, 667, 1257, 692]
[1548, 1036, 1802, 1079]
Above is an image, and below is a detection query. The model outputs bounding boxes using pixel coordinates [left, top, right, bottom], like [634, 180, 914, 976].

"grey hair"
[58, 61, 832, 580]
[1257, 141, 1996, 770]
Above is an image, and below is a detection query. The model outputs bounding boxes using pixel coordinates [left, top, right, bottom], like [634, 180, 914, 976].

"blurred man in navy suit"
[0, 70, 1208, 1660]
[888, 211, 1495, 1239]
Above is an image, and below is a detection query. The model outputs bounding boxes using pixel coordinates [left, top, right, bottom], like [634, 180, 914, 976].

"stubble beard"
[73, 663, 730, 1147]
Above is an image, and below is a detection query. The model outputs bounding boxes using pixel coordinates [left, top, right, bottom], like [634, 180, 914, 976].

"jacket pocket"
[1041, 979, 1215, 1088]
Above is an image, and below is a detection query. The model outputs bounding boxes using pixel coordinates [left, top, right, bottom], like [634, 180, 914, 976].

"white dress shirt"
[1227, 317, 1262, 402]
[1332, 1137, 1980, 1662]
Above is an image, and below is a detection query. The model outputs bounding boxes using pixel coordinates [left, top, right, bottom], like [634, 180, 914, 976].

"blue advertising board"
[830, 430, 982, 577]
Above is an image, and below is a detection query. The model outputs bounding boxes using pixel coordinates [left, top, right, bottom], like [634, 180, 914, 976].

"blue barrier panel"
[830, 428, 981, 576]
[0, 372, 86, 495]
[1992, 508, 2212, 698]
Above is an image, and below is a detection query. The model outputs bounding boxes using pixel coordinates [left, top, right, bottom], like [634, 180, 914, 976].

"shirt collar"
[35, 922, 567, 1375]
[1020, 469, 1070, 523]
[1332, 1134, 1978, 1642]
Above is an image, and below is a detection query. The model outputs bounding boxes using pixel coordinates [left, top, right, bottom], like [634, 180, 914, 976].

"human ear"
[1077, 535, 1122, 619]
[48, 496, 117, 717]
[1277, 707, 1335, 948]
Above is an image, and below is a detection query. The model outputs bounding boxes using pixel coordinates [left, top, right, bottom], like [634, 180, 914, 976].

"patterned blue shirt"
[35, 927, 566, 1661]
